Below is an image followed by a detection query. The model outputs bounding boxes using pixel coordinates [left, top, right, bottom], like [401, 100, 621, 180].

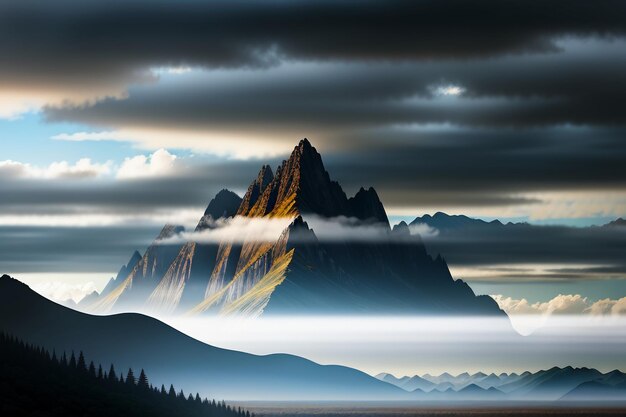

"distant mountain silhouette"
[409, 212, 626, 280]
[561, 380, 626, 401]
[377, 367, 626, 402]
[83, 139, 504, 317]
[0, 332, 250, 417]
[604, 217, 626, 228]
[411, 212, 522, 231]
[0, 275, 406, 401]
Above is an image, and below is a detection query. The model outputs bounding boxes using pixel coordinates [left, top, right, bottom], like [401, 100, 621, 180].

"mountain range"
[80, 139, 503, 317]
[376, 367, 626, 402]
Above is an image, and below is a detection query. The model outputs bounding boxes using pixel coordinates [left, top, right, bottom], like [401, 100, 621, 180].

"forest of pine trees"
[0, 332, 253, 417]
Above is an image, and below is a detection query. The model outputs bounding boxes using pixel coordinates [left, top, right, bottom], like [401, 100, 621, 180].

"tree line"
[0, 332, 254, 417]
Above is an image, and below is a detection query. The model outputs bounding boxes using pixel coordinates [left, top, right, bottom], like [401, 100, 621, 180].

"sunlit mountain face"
[1, 0, 626, 414]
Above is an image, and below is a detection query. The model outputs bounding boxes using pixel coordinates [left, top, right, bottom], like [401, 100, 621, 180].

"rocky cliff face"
[146, 190, 243, 313]
[85, 225, 184, 313]
[85, 138, 505, 317]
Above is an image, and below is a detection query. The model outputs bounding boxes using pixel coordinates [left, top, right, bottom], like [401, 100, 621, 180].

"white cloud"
[490, 295, 539, 315]
[435, 85, 466, 96]
[408, 223, 440, 238]
[0, 208, 202, 228]
[117, 148, 182, 179]
[492, 294, 626, 316]
[0, 158, 111, 179]
[1, 149, 192, 181]
[151, 66, 193, 75]
[491, 293, 626, 334]
[165, 216, 295, 244]
[53, 127, 293, 159]
[52, 130, 126, 142]
[29, 280, 99, 303]
[587, 297, 626, 315]
[536, 294, 589, 315]
[164, 215, 439, 245]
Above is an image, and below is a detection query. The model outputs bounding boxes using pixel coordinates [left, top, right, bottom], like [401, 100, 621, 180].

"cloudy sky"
[1, 0, 626, 311]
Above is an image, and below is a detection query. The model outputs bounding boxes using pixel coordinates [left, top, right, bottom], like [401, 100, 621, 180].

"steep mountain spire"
[238, 166, 274, 215]
[246, 138, 351, 217]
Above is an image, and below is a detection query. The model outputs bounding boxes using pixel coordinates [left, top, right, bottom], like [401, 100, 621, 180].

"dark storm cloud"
[322, 126, 626, 207]
[2, 0, 626, 85]
[0, 225, 159, 273]
[45, 43, 626, 129]
[9, 0, 626, 211]
[412, 220, 626, 281]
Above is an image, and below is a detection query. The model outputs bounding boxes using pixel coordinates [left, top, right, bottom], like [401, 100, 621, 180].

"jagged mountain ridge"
[86, 139, 504, 317]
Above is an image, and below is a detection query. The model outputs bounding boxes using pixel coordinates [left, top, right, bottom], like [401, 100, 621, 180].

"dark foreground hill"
[0, 332, 249, 417]
[0, 275, 406, 401]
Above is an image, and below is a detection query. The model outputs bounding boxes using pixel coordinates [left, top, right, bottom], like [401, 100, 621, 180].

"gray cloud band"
[3, 0, 626, 79]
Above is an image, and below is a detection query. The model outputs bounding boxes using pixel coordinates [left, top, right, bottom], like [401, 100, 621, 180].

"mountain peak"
[204, 189, 242, 219]
[298, 137, 312, 150]
[392, 221, 410, 235]
[605, 217, 626, 227]
[238, 166, 274, 215]
[348, 186, 389, 226]
[0, 274, 30, 296]
[243, 138, 350, 217]
[128, 250, 142, 266]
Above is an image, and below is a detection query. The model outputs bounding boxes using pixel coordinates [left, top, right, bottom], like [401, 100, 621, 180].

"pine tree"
[108, 364, 117, 381]
[160, 384, 167, 395]
[98, 364, 103, 379]
[137, 369, 149, 389]
[88, 361, 96, 377]
[77, 351, 86, 371]
[126, 368, 135, 385]
[168, 384, 177, 398]
[69, 351, 76, 368]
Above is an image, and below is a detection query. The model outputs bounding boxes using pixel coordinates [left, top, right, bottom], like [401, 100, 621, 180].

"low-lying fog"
[163, 315, 626, 376]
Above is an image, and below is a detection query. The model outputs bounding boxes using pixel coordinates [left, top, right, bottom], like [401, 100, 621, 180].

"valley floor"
[236, 403, 626, 417]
